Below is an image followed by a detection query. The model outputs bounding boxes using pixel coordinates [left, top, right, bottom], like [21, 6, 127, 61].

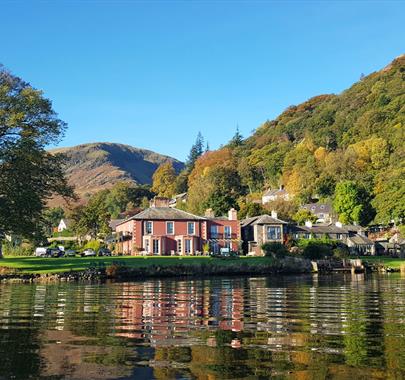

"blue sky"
[1, 1, 404, 161]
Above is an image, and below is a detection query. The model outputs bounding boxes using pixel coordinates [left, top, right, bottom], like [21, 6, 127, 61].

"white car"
[81, 248, 96, 257]
[34, 247, 48, 257]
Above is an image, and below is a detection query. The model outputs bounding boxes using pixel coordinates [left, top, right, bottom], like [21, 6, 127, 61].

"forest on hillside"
[164, 55, 404, 227]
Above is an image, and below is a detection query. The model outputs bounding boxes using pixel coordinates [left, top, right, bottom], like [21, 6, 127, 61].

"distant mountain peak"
[50, 142, 184, 201]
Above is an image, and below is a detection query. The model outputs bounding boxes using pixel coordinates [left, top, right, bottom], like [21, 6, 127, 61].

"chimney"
[228, 208, 237, 221]
[205, 208, 215, 218]
[305, 220, 313, 228]
[335, 221, 343, 228]
[271, 210, 278, 219]
[150, 197, 171, 208]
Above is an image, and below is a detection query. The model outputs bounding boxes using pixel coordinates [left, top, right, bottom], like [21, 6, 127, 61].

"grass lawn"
[0, 255, 274, 274]
[354, 256, 405, 269]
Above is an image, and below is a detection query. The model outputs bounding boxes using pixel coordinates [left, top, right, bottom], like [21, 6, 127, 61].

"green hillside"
[185, 55, 404, 226]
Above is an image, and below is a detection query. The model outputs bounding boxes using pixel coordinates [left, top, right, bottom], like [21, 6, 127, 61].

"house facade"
[300, 203, 333, 223]
[57, 219, 71, 233]
[262, 186, 291, 204]
[115, 198, 240, 255]
[241, 212, 288, 255]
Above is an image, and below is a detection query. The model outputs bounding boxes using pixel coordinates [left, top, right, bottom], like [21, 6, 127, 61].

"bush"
[2, 242, 34, 256]
[261, 242, 288, 258]
[333, 245, 350, 259]
[297, 239, 334, 260]
[83, 240, 104, 252]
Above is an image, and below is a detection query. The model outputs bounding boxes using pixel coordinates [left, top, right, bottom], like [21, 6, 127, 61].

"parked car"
[34, 247, 48, 257]
[81, 248, 96, 257]
[47, 248, 64, 258]
[65, 249, 77, 257]
[97, 248, 112, 256]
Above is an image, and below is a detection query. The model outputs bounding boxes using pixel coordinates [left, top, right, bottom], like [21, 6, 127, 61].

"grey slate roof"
[128, 207, 207, 221]
[301, 203, 332, 214]
[241, 214, 288, 227]
[263, 188, 288, 197]
[347, 234, 374, 245]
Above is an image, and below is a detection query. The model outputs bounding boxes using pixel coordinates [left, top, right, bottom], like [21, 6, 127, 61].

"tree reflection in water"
[0, 274, 404, 379]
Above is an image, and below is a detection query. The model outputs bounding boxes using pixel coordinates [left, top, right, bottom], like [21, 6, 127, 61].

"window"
[176, 239, 182, 254]
[152, 239, 159, 254]
[211, 242, 219, 254]
[145, 221, 153, 235]
[210, 225, 218, 238]
[224, 226, 232, 239]
[224, 240, 231, 249]
[185, 239, 192, 254]
[266, 226, 281, 240]
[166, 221, 174, 235]
[187, 222, 195, 235]
[336, 233, 342, 240]
[144, 239, 150, 253]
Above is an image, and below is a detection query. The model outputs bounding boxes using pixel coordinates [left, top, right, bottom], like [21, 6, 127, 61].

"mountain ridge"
[50, 142, 184, 200]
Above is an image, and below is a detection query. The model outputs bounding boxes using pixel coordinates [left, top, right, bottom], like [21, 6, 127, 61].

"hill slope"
[51, 142, 184, 198]
[186, 54, 404, 225]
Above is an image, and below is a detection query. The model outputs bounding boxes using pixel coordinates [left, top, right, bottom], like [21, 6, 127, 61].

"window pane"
[267, 226, 281, 240]
[188, 223, 195, 235]
[167, 222, 174, 234]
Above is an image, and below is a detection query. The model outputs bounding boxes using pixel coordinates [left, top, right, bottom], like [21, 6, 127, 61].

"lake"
[1, 274, 405, 379]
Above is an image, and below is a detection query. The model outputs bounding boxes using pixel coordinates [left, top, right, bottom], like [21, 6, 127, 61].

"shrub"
[261, 242, 288, 258]
[333, 245, 350, 259]
[83, 240, 103, 252]
[2, 242, 34, 256]
[297, 239, 334, 260]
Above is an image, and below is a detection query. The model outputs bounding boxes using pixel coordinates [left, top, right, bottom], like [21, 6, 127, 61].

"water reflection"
[1, 274, 405, 379]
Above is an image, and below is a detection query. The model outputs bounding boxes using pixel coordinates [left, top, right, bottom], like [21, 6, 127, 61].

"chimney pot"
[305, 220, 313, 228]
[271, 210, 278, 219]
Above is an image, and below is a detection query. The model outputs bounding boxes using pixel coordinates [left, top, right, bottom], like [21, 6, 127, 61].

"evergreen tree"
[186, 132, 204, 170]
[229, 125, 243, 148]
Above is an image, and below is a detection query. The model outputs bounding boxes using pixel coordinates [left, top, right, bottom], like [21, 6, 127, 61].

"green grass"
[0, 255, 274, 274]
[358, 256, 405, 269]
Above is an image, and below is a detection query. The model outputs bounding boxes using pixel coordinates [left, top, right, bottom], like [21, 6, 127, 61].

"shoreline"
[0, 256, 312, 283]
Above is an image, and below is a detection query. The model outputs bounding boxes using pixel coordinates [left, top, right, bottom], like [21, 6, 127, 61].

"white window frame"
[176, 239, 182, 254]
[166, 221, 174, 235]
[185, 239, 192, 254]
[152, 239, 159, 255]
[187, 222, 195, 235]
[266, 225, 281, 240]
[145, 221, 153, 235]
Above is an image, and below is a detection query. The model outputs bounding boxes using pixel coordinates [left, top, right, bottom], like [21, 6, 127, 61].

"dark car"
[47, 248, 64, 258]
[98, 248, 112, 256]
[65, 249, 77, 257]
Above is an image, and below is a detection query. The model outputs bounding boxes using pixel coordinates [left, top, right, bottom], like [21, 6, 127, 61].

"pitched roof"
[128, 207, 207, 221]
[263, 188, 288, 197]
[347, 234, 374, 245]
[301, 203, 332, 214]
[241, 214, 288, 227]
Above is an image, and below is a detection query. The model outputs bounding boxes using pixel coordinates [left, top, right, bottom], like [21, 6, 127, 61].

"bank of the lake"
[0, 255, 312, 282]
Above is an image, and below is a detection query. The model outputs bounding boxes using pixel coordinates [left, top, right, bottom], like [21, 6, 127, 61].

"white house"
[57, 219, 71, 232]
[262, 186, 291, 204]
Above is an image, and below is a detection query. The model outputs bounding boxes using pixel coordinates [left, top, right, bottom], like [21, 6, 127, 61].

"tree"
[229, 126, 243, 148]
[333, 181, 375, 225]
[42, 207, 65, 236]
[238, 202, 266, 219]
[0, 66, 74, 256]
[151, 161, 176, 198]
[185, 132, 204, 170]
[293, 209, 317, 225]
[70, 191, 111, 239]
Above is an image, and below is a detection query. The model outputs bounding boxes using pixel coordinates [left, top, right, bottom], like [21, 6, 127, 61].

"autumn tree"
[151, 161, 176, 198]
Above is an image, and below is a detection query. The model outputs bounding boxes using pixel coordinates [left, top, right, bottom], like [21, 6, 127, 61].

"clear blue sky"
[1, 1, 404, 161]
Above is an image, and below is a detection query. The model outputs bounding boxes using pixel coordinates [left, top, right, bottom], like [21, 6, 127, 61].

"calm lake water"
[1, 274, 405, 379]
